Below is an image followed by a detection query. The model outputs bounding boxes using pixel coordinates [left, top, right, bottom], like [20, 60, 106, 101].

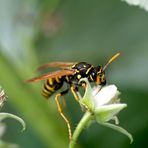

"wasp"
[26, 52, 120, 140]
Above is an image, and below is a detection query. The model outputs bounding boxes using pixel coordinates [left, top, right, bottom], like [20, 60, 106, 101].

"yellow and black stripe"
[42, 77, 63, 98]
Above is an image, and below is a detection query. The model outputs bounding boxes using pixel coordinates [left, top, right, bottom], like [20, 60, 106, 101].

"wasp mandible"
[26, 52, 120, 140]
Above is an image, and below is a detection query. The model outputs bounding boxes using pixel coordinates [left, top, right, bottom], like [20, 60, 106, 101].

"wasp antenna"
[103, 52, 121, 71]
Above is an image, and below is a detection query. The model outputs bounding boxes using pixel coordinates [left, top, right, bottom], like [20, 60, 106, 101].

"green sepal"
[98, 122, 133, 144]
[0, 112, 26, 132]
[78, 78, 95, 111]
[95, 104, 127, 123]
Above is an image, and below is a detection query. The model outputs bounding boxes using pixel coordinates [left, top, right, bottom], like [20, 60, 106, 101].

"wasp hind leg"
[55, 89, 72, 140]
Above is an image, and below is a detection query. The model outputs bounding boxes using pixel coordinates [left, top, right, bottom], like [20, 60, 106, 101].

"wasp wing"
[26, 69, 76, 83]
[37, 62, 76, 71]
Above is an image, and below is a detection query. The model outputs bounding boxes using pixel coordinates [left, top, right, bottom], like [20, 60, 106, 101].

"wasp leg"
[71, 84, 90, 112]
[55, 89, 72, 140]
[70, 81, 87, 102]
[70, 86, 79, 102]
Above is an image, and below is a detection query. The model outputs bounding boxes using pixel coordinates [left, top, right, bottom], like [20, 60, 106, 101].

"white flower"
[78, 78, 133, 143]
[92, 84, 127, 123]
[92, 85, 119, 106]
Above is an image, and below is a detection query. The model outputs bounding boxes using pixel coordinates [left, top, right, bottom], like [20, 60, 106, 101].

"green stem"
[69, 111, 93, 148]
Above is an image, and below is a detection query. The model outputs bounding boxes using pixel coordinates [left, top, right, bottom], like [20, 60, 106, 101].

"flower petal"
[93, 85, 118, 107]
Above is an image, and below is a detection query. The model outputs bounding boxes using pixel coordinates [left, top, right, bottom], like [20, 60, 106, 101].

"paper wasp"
[26, 52, 120, 140]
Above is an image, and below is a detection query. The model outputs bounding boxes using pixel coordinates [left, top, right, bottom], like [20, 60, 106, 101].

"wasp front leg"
[71, 82, 90, 112]
[70, 86, 79, 102]
[70, 80, 87, 102]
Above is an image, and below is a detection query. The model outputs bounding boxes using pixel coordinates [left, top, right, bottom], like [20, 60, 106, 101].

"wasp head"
[89, 52, 120, 86]
[89, 66, 106, 85]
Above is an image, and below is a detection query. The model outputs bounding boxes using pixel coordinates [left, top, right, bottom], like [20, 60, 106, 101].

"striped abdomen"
[42, 77, 63, 98]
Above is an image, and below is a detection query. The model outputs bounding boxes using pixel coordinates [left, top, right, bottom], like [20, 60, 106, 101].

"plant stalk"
[69, 111, 92, 148]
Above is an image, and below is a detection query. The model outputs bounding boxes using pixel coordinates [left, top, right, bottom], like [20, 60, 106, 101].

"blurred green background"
[0, 0, 148, 148]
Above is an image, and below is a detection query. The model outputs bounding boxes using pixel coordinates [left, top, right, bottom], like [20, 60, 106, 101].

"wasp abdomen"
[42, 77, 63, 98]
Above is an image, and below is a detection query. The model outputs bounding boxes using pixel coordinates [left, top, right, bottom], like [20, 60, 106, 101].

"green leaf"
[0, 54, 68, 148]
